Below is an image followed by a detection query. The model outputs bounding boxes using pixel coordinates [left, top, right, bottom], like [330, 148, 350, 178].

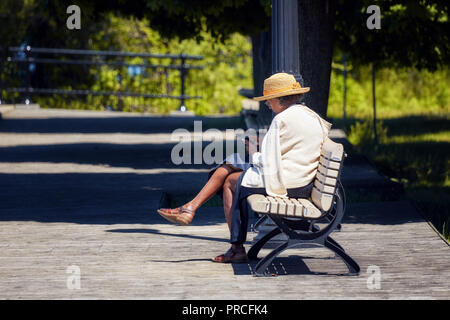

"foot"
[157, 206, 195, 226]
[212, 246, 248, 263]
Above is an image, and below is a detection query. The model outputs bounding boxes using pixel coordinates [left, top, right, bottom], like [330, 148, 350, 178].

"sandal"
[157, 206, 195, 226]
[212, 247, 248, 263]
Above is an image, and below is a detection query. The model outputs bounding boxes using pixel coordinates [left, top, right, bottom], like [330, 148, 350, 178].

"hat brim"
[253, 87, 310, 101]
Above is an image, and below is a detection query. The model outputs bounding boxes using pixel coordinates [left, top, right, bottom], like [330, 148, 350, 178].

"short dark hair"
[278, 94, 304, 107]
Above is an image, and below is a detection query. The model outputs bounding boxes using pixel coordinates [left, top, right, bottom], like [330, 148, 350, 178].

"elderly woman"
[158, 73, 331, 263]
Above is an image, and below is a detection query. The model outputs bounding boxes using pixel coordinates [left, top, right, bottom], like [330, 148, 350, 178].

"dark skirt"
[228, 170, 314, 245]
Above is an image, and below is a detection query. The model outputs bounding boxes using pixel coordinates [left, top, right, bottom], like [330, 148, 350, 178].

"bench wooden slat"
[319, 157, 341, 170]
[321, 138, 344, 162]
[247, 194, 270, 213]
[316, 171, 337, 187]
[314, 179, 335, 194]
[268, 197, 279, 214]
[298, 198, 322, 219]
[247, 194, 325, 219]
[274, 197, 286, 215]
[318, 163, 339, 178]
[290, 198, 303, 217]
[284, 198, 296, 216]
[311, 186, 334, 212]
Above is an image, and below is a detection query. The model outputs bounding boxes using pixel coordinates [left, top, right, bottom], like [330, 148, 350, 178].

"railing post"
[343, 53, 347, 122]
[0, 46, 3, 104]
[372, 63, 378, 145]
[3, 47, 202, 110]
[25, 45, 32, 104]
[179, 52, 187, 112]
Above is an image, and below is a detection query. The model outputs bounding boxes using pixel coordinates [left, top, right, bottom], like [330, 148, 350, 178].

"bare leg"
[158, 164, 241, 226]
[184, 164, 241, 213]
[211, 171, 249, 263]
[222, 171, 242, 230]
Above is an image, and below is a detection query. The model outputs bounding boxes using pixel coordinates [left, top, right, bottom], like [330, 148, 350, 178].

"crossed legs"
[222, 171, 242, 230]
[185, 164, 241, 217]
[157, 163, 247, 262]
[157, 164, 241, 226]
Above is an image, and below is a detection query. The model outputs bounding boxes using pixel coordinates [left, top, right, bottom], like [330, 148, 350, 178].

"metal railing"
[0, 46, 203, 111]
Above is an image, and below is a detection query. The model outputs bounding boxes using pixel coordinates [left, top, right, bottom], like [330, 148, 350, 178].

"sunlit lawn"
[330, 112, 449, 241]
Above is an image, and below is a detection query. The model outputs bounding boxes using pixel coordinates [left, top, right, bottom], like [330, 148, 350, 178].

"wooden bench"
[247, 137, 360, 276]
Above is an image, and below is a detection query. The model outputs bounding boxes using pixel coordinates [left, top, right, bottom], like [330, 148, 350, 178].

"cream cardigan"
[241, 104, 331, 197]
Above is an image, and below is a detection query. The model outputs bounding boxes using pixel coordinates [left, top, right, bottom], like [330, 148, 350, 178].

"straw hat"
[253, 72, 310, 101]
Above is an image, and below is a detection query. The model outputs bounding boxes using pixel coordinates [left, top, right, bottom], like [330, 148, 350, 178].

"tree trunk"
[298, 0, 336, 118]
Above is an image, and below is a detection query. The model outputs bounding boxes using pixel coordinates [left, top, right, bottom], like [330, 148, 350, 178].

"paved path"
[0, 108, 448, 299]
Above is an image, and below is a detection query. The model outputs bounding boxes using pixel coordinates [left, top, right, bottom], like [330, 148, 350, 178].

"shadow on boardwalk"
[0, 114, 244, 134]
[0, 109, 448, 299]
[0, 170, 424, 226]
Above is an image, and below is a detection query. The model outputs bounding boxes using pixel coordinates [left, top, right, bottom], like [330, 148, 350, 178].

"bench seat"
[246, 137, 360, 277]
[247, 194, 322, 219]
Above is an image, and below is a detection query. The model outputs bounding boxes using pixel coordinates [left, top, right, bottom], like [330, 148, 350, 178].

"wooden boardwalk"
[0, 108, 448, 299]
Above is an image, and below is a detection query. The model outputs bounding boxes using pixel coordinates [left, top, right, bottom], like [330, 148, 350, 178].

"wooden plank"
[267, 197, 279, 214]
[311, 186, 333, 212]
[316, 172, 337, 186]
[284, 198, 296, 216]
[247, 194, 270, 213]
[2, 109, 449, 300]
[298, 198, 322, 219]
[274, 197, 287, 215]
[314, 179, 335, 194]
[290, 198, 303, 217]
[321, 138, 344, 162]
[319, 157, 341, 170]
[318, 163, 339, 178]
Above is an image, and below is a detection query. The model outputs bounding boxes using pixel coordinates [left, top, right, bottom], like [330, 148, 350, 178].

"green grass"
[332, 114, 450, 241]
[327, 65, 449, 240]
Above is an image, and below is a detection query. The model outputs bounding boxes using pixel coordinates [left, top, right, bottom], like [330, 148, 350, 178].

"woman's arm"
[253, 119, 287, 197]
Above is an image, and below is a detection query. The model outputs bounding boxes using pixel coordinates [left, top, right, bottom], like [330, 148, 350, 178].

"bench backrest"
[310, 137, 345, 212]
[246, 137, 345, 219]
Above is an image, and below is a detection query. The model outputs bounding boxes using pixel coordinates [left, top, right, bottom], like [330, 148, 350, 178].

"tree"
[334, 0, 450, 70]
[2, 0, 448, 116]
[135, 0, 449, 117]
[298, 0, 337, 118]
[0, 0, 270, 108]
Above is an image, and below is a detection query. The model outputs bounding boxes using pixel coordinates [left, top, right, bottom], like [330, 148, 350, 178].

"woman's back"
[274, 104, 330, 188]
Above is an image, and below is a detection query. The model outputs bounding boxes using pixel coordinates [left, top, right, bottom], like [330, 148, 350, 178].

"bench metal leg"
[250, 182, 360, 277]
[253, 215, 268, 231]
[324, 239, 360, 275]
[254, 241, 289, 277]
[326, 235, 345, 252]
[248, 227, 281, 260]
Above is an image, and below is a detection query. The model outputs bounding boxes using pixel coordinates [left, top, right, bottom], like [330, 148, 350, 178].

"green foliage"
[333, 95, 449, 240]
[329, 62, 449, 240]
[347, 117, 449, 240]
[133, 0, 270, 41]
[407, 187, 449, 241]
[0, 0, 34, 49]
[348, 119, 388, 150]
[328, 65, 450, 119]
[30, 14, 253, 115]
[335, 0, 450, 69]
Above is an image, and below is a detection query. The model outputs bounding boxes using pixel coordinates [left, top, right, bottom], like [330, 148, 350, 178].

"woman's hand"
[244, 136, 259, 156]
